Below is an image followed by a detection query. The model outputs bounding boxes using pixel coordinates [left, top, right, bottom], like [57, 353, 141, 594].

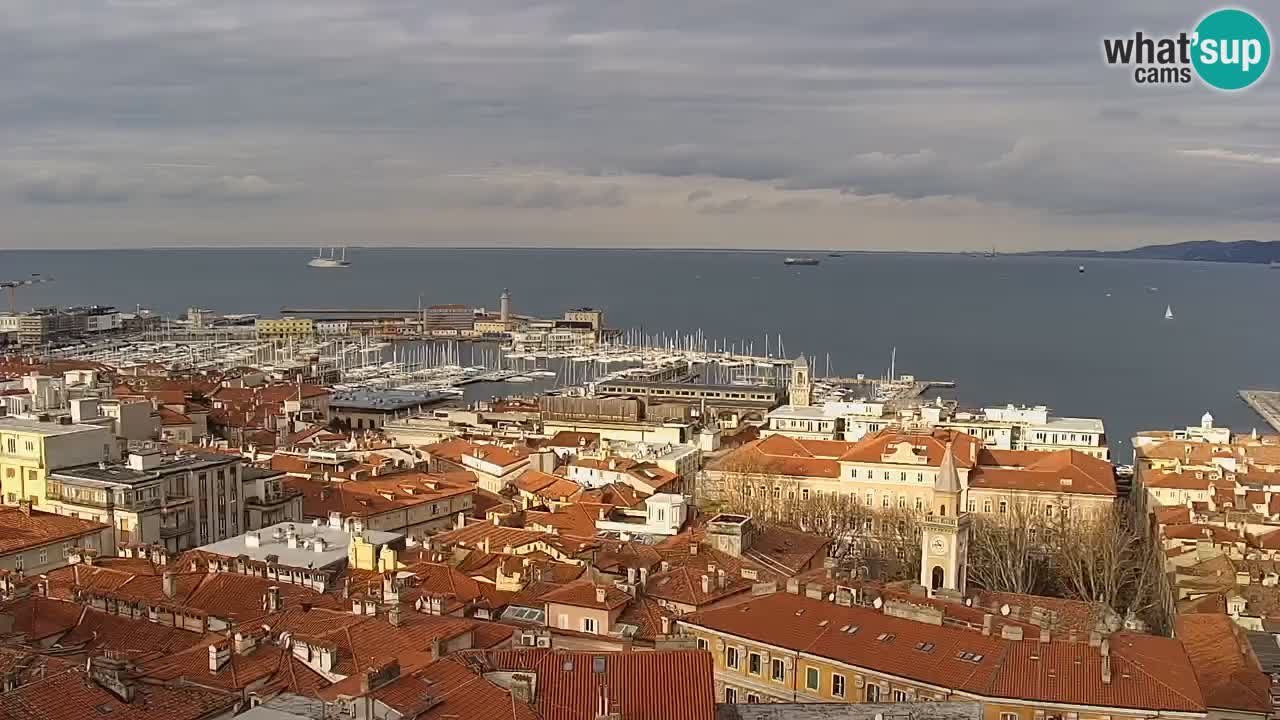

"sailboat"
[308, 247, 351, 268]
[1164, 304, 1174, 320]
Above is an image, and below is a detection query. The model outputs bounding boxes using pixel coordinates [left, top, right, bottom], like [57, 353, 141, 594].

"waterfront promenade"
[1240, 390, 1280, 433]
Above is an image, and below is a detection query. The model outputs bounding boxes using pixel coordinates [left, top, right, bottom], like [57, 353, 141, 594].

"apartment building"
[680, 588, 1213, 719]
[47, 445, 245, 551]
[0, 502, 112, 575]
[704, 430, 1116, 520]
[0, 416, 116, 508]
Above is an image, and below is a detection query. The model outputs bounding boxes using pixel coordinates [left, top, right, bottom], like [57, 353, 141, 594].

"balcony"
[159, 520, 194, 539]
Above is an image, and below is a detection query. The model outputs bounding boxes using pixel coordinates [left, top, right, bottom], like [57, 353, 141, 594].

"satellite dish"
[1000, 603, 1011, 616]
[873, 597, 883, 609]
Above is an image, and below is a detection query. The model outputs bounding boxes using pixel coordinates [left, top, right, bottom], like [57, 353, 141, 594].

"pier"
[1240, 390, 1280, 432]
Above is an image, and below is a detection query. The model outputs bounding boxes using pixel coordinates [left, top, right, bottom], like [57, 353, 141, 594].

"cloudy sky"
[3, 0, 1278, 250]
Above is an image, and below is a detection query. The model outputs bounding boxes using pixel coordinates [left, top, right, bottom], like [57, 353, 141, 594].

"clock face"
[930, 536, 948, 556]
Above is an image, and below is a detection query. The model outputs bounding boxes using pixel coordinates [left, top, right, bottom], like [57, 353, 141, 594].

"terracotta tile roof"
[464, 444, 530, 468]
[571, 458, 679, 492]
[837, 430, 980, 468]
[1176, 613, 1272, 713]
[687, 592, 1204, 713]
[526, 503, 612, 539]
[401, 656, 541, 720]
[423, 438, 474, 464]
[1164, 524, 1246, 544]
[457, 648, 716, 720]
[573, 482, 645, 509]
[155, 406, 193, 426]
[1145, 470, 1214, 490]
[0, 506, 108, 555]
[143, 640, 329, 693]
[0, 596, 84, 641]
[616, 596, 678, 641]
[545, 431, 600, 449]
[0, 665, 237, 720]
[645, 563, 753, 608]
[709, 435, 842, 478]
[970, 449, 1116, 496]
[541, 580, 631, 611]
[0, 648, 73, 689]
[433, 523, 550, 553]
[58, 607, 205, 661]
[512, 469, 582, 501]
[1154, 505, 1192, 526]
[741, 525, 831, 576]
[287, 471, 473, 519]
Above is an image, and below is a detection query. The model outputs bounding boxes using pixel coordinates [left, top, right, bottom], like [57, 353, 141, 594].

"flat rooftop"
[0, 417, 108, 436]
[197, 520, 402, 569]
[330, 388, 450, 411]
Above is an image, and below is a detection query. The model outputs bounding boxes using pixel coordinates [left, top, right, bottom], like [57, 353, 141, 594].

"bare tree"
[965, 494, 1055, 595]
[1053, 499, 1168, 632]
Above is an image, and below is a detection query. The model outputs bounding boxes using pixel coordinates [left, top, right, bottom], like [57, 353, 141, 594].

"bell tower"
[920, 440, 969, 596]
[789, 355, 812, 407]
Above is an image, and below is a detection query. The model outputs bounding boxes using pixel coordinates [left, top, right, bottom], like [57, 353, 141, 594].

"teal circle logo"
[1192, 8, 1271, 90]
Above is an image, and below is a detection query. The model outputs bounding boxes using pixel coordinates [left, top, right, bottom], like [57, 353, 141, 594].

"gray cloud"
[16, 172, 134, 204]
[698, 196, 753, 214]
[0, 1, 1277, 247]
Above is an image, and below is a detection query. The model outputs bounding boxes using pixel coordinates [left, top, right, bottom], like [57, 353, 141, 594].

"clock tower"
[789, 355, 812, 408]
[919, 440, 969, 596]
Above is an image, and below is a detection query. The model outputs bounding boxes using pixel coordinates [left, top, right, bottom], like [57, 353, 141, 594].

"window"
[832, 673, 846, 698]
[13, 555, 22, 571]
[893, 690, 908, 702]
[5, 439, 14, 453]
[897, 496, 906, 508]
[725, 688, 737, 704]
[748, 652, 762, 675]
[771, 658, 785, 682]
[982, 500, 992, 513]
[801, 488, 809, 501]
[581, 617, 598, 634]
[746, 693, 759, 704]
[917, 472, 924, 483]
[865, 492, 873, 506]
[805, 667, 820, 690]
[865, 684, 881, 702]
[999, 500, 1008, 514]
[697, 638, 708, 651]
[38, 548, 47, 564]
[24, 441, 34, 452]
[726, 646, 739, 669]
[882, 495, 890, 508]
[883, 471, 891, 481]
[967, 500, 976, 512]
[1000, 713, 1019, 720]
[772, 486, 781, 500]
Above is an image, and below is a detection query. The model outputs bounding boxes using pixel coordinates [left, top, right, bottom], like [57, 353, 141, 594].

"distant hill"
[1031, 240, 1280, 264]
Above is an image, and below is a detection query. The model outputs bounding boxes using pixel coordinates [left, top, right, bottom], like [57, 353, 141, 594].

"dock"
[1240, 390, 1280, 433]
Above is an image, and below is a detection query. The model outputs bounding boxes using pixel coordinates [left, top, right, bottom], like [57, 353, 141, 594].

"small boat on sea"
[1164, 305, 1174, 320]
[784, 257, 820, 266]
[1078, 265, 1085, 273]
[308, 247, 351, 268]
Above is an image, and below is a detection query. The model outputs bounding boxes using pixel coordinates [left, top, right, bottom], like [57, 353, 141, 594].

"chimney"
[162, 571, 176, 599]
[388, 605, 402, 627]
[660, 560, 670, 573]
[1039, 626, 1050, 644]
[1088, 631, 1102, 647]
[701, 575, 710, 594]
[245, 532, 261, 548]
[1000, 625, 1024, 641]
[233, 631, 258, 655]
[982, 614, 995, 636]
[717, 569, 726, 590]
[786, 578, 800, 595]
[639, 567, 649, 586]
[689, 543, 698, 556]
[17, 500, 31, 517]
[626, 567, 636, 585]
[595, 587, 607, 604]
[208, 643, 230, 673]
[265, 586, 282, 612]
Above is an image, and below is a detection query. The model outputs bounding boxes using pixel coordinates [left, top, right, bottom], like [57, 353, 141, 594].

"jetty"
[1240, 390, 1280, 433]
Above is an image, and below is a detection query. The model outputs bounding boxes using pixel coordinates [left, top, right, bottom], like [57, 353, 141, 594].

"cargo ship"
[783, 257, 820, 266]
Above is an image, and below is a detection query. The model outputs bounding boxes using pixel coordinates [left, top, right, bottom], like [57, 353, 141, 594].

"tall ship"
[308, 247, 351, 268]
[783, 256, 820, 266]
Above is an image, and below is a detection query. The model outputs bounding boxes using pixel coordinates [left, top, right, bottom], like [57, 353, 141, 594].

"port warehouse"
[593, 380, 782, 409]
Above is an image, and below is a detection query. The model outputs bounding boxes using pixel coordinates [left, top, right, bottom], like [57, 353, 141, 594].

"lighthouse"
[499, 289, 512, 324]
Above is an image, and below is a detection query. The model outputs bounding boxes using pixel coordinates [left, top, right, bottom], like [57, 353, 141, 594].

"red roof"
[541, 580, 631, 611]
[1176, 613, 1272, 713]
[686, 592, 1204, 713]
[0, 507, 108, 556]
[0, 665, 237, 720]
[458, 649, 716, 720]
[970, 449, 1116, 496]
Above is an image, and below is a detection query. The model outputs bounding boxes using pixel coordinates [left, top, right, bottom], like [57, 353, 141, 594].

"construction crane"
[0, 274, 54, 315]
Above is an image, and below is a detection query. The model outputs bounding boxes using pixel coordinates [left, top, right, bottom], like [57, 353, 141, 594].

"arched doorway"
[931, 566, 945, 590]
